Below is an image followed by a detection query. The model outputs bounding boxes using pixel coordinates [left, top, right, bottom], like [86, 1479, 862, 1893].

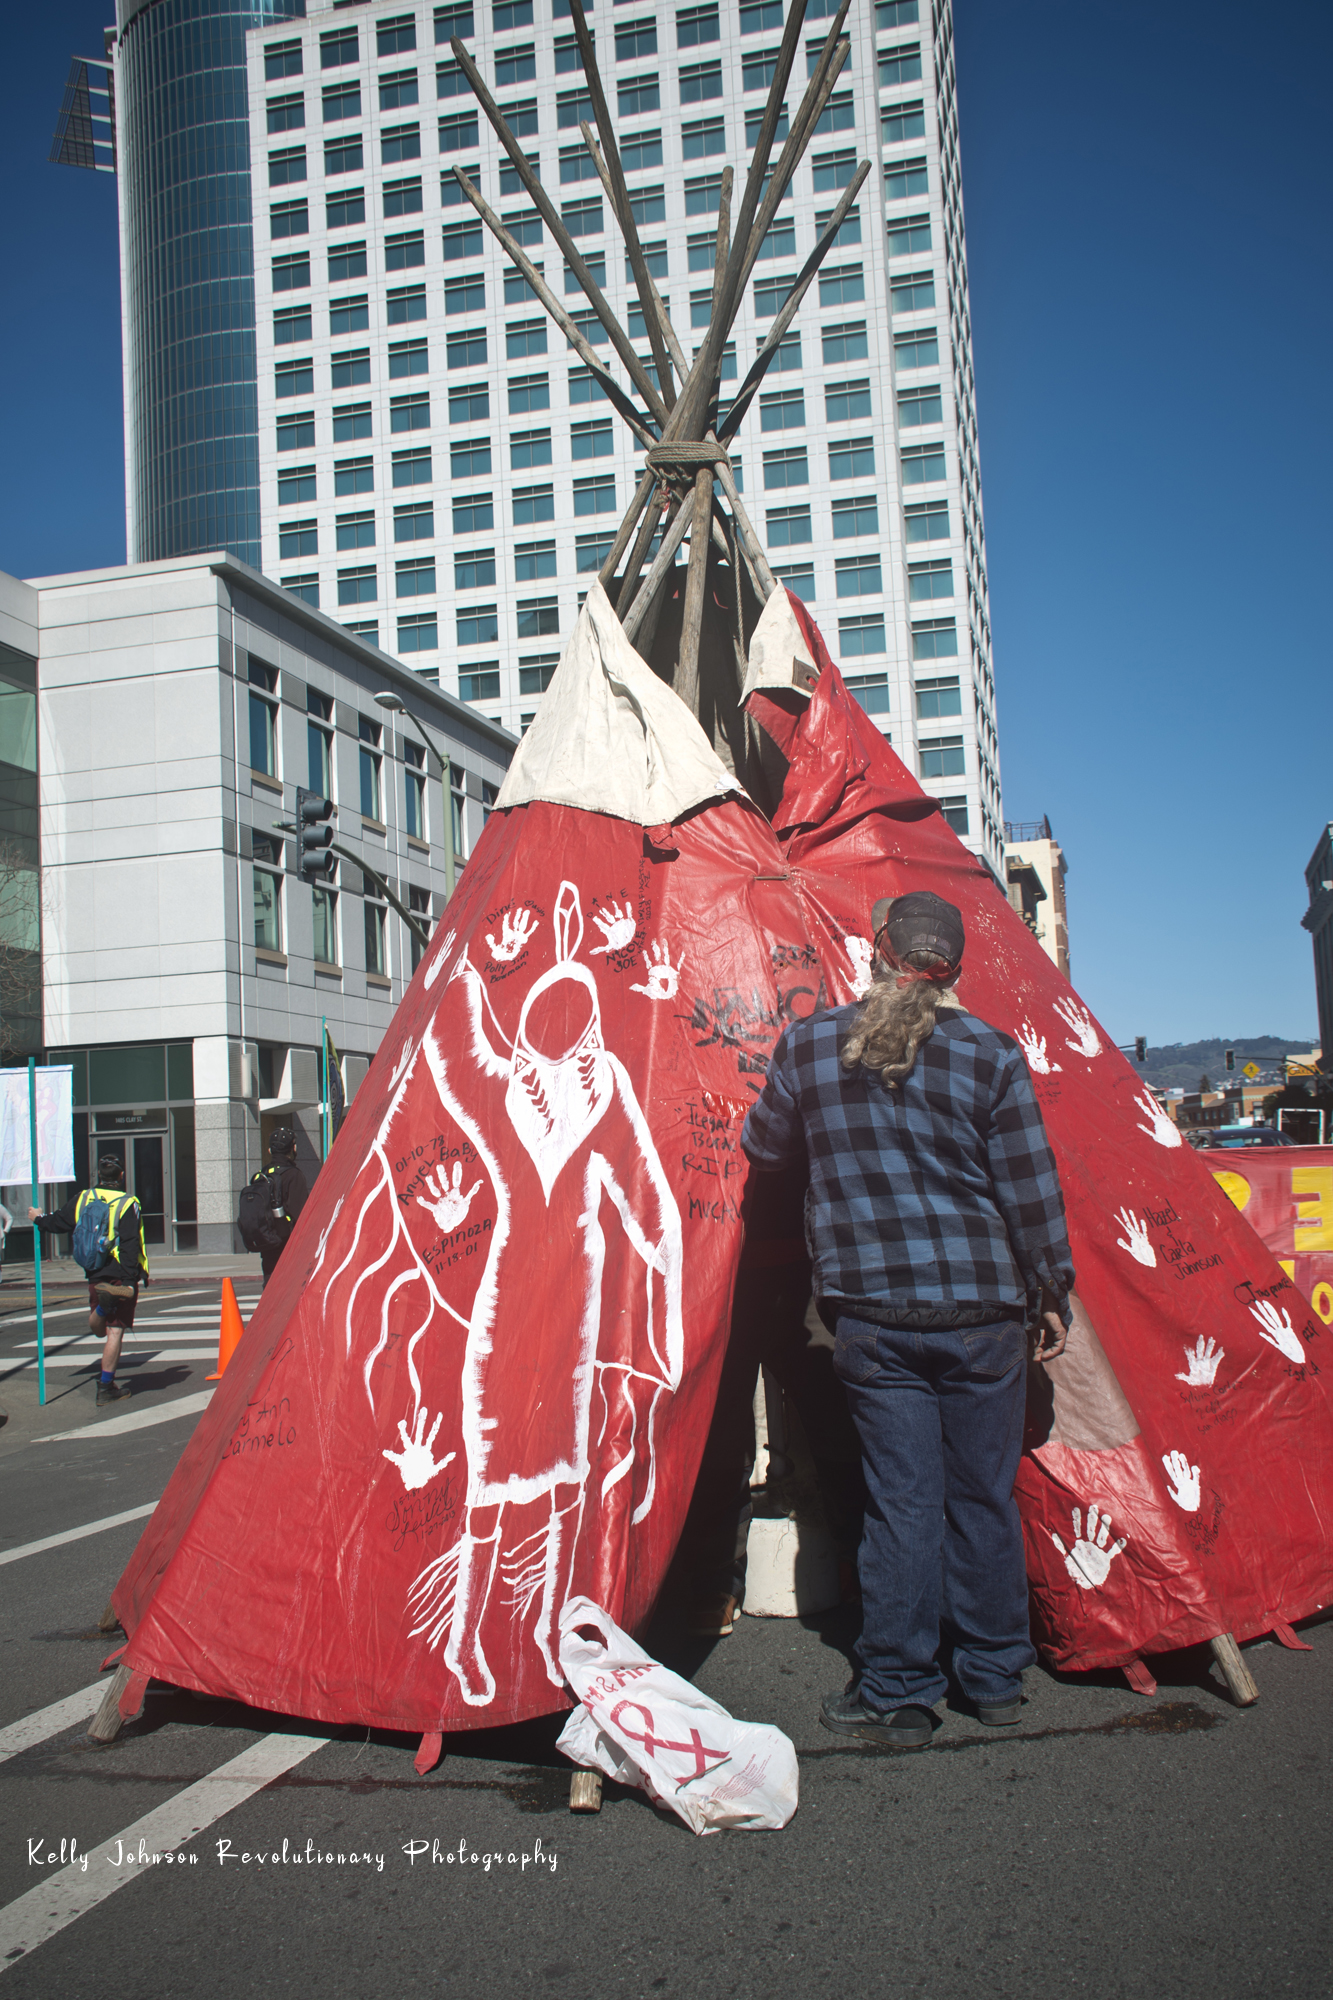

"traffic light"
[296, 788, 335, 881]
[1225, 1048, 1235, 1072]
[1134, 1036, 1147, 1062]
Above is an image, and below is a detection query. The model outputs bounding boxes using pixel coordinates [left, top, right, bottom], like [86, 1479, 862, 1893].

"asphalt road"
[1, 1286, 1329, 1998]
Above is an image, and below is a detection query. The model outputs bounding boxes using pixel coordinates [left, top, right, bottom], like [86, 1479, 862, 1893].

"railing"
[1004, 817, 1052, 843]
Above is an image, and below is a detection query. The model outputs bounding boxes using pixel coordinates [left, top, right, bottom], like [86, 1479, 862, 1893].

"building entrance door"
[132, 1135, 166, 1246]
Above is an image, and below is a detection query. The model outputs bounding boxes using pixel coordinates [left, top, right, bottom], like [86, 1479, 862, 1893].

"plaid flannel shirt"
[741, 1004, 1074, 1323]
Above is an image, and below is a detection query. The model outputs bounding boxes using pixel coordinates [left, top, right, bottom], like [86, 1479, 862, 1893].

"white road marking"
[0, 1732, 326, 1971]
[6, 1352, 222, 1369]
[16, 1336, 219, 1349]
[0, 1504, 156, 1567]
[0, 1681, 108, 1765]
[32, 1391, 213, 1444]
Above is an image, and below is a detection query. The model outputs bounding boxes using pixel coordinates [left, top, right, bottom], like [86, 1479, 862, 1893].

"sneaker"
[683, 1593, 740, 1637]
[820, 1689, 935, 1748]
[975, 1697, 1023, 1727]
[96, 1380, 132, 1407]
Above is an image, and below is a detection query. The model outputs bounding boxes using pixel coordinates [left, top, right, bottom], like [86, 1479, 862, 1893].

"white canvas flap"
[494, 581, 743, 825]
[740, 585, 819, 702]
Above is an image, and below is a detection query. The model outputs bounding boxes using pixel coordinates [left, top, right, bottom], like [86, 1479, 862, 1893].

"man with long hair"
[742, 891, 1073, 1747]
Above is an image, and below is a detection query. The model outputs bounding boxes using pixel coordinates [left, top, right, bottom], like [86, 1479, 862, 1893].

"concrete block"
[742, 1515, 840, 1620]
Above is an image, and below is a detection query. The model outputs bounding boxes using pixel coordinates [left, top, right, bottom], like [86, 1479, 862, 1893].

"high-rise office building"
[58, 0, 1003, 867]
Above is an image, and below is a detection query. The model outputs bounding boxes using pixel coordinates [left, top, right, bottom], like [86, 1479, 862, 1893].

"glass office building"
[112, 0, 307, 567]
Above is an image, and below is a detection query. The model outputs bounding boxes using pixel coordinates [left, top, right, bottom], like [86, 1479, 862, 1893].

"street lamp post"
[374, 691, 456, 900]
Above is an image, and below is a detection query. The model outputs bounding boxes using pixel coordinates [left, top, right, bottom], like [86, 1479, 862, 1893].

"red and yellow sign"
[1201, 1147, 1333, 1325]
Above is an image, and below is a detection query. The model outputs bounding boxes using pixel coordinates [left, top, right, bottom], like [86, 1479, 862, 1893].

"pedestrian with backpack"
[30, 1155, 150, 1406]
[237, 1126, 308, 1289]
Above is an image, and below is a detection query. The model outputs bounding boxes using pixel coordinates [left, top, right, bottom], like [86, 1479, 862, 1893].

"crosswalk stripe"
[0, 1504, 157, 1568]
[0, 1681, 109, 1765]
[3, 1352, 220, 1369]
[0, 1732, 326, 1971]
[33, 1391, 213, 1443]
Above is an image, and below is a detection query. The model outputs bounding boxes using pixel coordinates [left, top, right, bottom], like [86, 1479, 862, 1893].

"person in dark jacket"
[742, 891, 1074, 1748]
[30, 1155, 149, 1406]
[258, 1126, 308, 1289]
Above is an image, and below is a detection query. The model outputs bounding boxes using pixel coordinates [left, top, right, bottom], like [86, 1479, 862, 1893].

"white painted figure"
[1161, 1450, 1201, 1512]
[1016, 1022, 1061, 1077]
[1175, 1335, 1224, 1386]
[630, 941, 683, 1000]
[1134, 1089, 1183, 1149]
[1053, 997, 1102, 1059]
[1050, 1503, 1128, 1590]
[1114, 1207, 1156, 1268]
[1249, 1297, 1305, 1364]
[842, 934, 874, 1000]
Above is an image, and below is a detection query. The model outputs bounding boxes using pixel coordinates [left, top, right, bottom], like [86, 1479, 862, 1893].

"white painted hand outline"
[1175, 1335, 1224, 1386]
[1017, 1022, 1061, 1076]
[1053, 997, 1102, 1058]
[1249, 1298, 1305, 1364]
[1134, 1088, 1182, 1149]
[1114, 1206, 1156, 1268]
[1161, 1449, 1201, 1512]
[1050, 1504, 1128, 1590]
[416, 1160, 483, 1231]
[383, 1410, 457, 1492]
[486, 908, 538, 962]
[843, 934, 875, 999]
[630, 940, 681, 1001]
[589, 900, 637, 954]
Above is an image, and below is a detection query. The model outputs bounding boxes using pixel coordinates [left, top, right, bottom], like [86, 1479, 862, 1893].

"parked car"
[1199, 1125, 1298, 1148]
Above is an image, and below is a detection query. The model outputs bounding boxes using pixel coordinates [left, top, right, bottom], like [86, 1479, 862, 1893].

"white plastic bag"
[555, 1595, 799, 1835]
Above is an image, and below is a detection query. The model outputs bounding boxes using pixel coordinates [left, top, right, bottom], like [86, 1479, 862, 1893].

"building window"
[326, 189, 367, 230]
[436, 2, 476, 39]
[680, 61, 723, 103]
[405, 743, 428, 842]
[815, 203, 862, 249]
[743, 102, 788, 147]
[822, 321, 868, 367]
[553, 33, 589, 74]
[379, 71, 420, 114]
[742, 46, 779, 91]
[272, 252, 310, 292]
[919, 736, 965, 779]
[506, 429, 549, 470]
[279, 519, 318, 559]
[313, 880, 339, 967]
[519, 654, 558, 695]
[338, 566, 377, 605]
[379, 14, 417, 57]
[622, 131, 663, 175]
[330, 241, 369, 282]
[442, 219, 484, 262]
[498, 150, 540, 198]
[507, 318, 547, 358]
[444, 273, 485, 316]
[270, 200, 308, 239]
[275, 358, 314, 398]
[507, 264, 543, 305]
[569, 366, 609, 405]
[439, 110, 481, 150]
[575, 533, 614, 572]
[836, 554, 882, 598]
[513, 484, 556, 525]
[397, 556, 437, 598]
[900, 440, 946, 484]
[752, 273, 796, 318]
[557, 87, 594, 128]
[283, 574, 320, 608]
[887, 213, 931, 257]
[763, 448, 808, 490]
[760, 389, 805, 432]
[677, 6, 720, 47]
[562, 197, 603, 237]
[253, 845, 283, 953]
[452, 439, 493, 479]
[448, 328, 488, 369]
[458, 605, 500, 646]
[939, 796, 969, 835]
[265, 40, 302, 82]
[683, 117, 726, 159]
[831, 495, 878, 538]
[517, 597, 559, 638]
[455, 547, 497, 589]
[276, 412, 315, 452]
[385, 231, 426, 269]
[897, 384, 942, 427]
[333, 403, 373, 441]
[394, 501, 435, 541]
[398, 613, 439, 652]
[323, 81, 361, 120]
[278, 465, 316, 505]
[359, 717, 383, 820]
[916, 676, 962, 720]
[830, 435, 875, 480]
[911, 617, 957, 660]
[845, 672, 890, 716]
[307, 689, 333, 795]
[815, 91, 855, 136]
[884, 154, 929, 202]
[364, 898, 388, 977]
[335, 456, 374, 495]
[879, 41, 923, 86]
[893, 326, 938, 369]
[838, 614, 886, 657]
[812, 148, 857, 193]
[382, 123, 422, 165]
[388, 284, 428, 324]
[389, 339, 429, 380]
[908, 559, 953, 602]
[904, 499, 948, 542]
[384, 176, 424, 218]
[630, 183, 668, 226]
[738, 0, 783, 31]
[881, 99, 926, 145]
[409, 884, 431, 972]
[336, 511, 375, 551]
[826, 379, 872, 424]
[496, 43, 537, 88]
[573, 475, 616, 515]
[616, 20, 657, 61]
[508, 372, 549, 414]
[329, 295, 369, 336]
[819, 263, 865, 307]
[390, 393, 431, 434]
[446, 384, 488, 428]
[248, 658, 278, 776]
[515, 540, 557, 580]
[331, 349, 371, 390]
[767, 505, 812, 547]
[320, 27, 358, 68]
[878, 0, 920, 22]
[268, 146, 306, 186]
[755, 219, 797, 262]
[454, 492, 494, 533]
[460, 665, 501, 702]
[571, 419, 613, 459]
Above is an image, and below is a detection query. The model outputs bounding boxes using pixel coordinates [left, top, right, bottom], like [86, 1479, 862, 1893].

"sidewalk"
[0, 1249, 263, 1312]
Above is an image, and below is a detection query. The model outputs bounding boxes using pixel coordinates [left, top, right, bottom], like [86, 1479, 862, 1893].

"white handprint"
[486, 907, 538, 962]
[590, 899, 637, 954]
[1249, 1298, 1305, 1364]
[1161, 1449, 1201, 1512]
[1134, 1088, 1182, 1149]
[843, 934, 875, 999]
[1017, 1022, 1061, 1076]
[1053, 997, 1102, 1059]
[1175, 1335, 1224, 1386]
[1114, 1206, 1156, 1268]
[630, 940, 682, 1001]
[383, 1410, 457, 1492]
[416, 1160, 483, 1232]
[1050, 1504, 1128, 1590]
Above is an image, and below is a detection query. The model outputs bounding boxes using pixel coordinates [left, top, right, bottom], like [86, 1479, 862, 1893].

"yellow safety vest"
[75, 1186, 151, 1281]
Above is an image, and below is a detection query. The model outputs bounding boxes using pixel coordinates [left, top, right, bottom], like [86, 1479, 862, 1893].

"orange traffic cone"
[206, 1278, 245, 1381]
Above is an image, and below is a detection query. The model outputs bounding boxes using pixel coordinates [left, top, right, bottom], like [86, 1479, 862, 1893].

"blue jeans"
[833, 1312, 1035, 1710]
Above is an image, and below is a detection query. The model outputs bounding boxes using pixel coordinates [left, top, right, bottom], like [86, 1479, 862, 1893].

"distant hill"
[1134, 1038, 1317, 1093]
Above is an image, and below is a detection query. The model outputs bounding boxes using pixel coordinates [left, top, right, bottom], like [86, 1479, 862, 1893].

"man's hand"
[27, 1206, 41, 1224]
[1032, 1310, 1067, 1361]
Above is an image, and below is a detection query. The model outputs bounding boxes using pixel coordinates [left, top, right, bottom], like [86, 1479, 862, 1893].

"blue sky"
[1, 2, 1329, 1046]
